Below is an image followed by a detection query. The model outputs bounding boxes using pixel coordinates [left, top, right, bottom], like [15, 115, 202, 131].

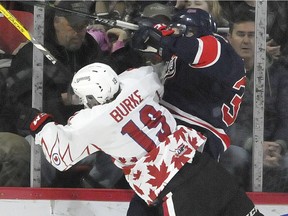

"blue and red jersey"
[160, 34, 246, 159]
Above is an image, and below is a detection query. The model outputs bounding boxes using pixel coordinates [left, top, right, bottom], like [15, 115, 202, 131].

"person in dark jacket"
[219, 0, 288, 58]
[5, 1, 124, 188]
[219, 9, 288, 192]
[7, 1, 103, 131]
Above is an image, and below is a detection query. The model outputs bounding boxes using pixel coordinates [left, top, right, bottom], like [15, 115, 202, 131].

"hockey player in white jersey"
[28, 63, 262, 215]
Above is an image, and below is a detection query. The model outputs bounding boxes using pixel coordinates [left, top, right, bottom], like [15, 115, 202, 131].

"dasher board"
[0, 188, 287, 216]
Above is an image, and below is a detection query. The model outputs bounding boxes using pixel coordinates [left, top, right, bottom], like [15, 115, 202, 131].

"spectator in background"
[0, 1, 33, 13]
[87, 1, 129, 54]
[219, 0, 288, 60]
[0, 132, 31, 186]
[1, 47, 32, 188]
[95, 0, 146, 23]
[95, 1, 127, 21]
[88, 2, 174, 59]
[6, 1, 123, 188]
[141, 2, 174, 24]
[8, 0, 103, 130]
[219, 9, 288, 192]
[175, 0, 228, 27]
[128, 2, 174, 69]
[0, 58, 15, 133]
[87, 26, 128, 54]
[0, 2, 35, 187]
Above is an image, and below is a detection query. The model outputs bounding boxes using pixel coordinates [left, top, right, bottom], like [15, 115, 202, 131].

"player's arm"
[131, 25, 221, 68]
[161, 35, 221, 68]
[19, 108, 98, 171]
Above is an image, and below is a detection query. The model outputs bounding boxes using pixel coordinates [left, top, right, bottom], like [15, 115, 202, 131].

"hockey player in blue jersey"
[159, 8, 246, 160]
[133, 8, 246, 161]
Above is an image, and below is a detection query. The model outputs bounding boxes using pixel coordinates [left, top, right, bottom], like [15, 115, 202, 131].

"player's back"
[161, 35, 245, 131]
[67, 66, 177, 166]
[160, 35, 246, 158]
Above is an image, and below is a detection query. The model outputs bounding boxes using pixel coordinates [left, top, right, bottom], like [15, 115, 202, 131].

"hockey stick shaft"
[24, 1, 139, 31]
[0, 4, 57, 64]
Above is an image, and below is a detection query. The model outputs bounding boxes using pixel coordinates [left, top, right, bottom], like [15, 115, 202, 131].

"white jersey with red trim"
[34, 66, 207, 204]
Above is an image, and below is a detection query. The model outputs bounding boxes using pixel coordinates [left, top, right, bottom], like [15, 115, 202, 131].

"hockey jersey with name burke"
[34, 66, 207, 204]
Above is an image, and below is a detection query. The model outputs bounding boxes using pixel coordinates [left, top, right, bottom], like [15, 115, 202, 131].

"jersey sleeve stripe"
[190, 35, 221, 69]
[161, 100, 230, 152]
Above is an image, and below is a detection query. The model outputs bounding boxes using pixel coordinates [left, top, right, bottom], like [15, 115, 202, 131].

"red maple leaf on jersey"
[133, 184, 144, 195]
[188, 136, 199, 149]
[130, 157, 138, 163]
[164, 137, 171, 146]
[144, 147, 160, 163]
[133, 170, 142, 180]
[147, 162, 170, 188]
[122, 164, 135, 175]
[173, 127, 186, 142]
[148, 188, 157, 203]
[118, 157, 127, 164]
[171, 146, 193, 169]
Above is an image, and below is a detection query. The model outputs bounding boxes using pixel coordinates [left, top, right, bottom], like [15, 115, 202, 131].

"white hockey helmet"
[71, 63, 120, 108]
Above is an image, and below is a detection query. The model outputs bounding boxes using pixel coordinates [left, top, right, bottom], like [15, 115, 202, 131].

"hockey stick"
[0, 4, 57, 64]
[23, 1, 140, 31]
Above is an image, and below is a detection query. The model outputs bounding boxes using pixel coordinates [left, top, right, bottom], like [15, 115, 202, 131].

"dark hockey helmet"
[170, 8, 217, 37]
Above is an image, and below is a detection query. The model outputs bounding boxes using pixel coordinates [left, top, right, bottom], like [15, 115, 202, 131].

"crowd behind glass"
[0, 0, 288, 193]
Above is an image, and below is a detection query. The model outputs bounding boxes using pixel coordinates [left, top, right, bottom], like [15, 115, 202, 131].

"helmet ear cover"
[85, 95, 100, 108]
[71, 63, 120, 108]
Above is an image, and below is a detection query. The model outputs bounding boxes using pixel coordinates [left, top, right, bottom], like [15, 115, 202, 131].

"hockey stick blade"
[0, 4, 57, 64]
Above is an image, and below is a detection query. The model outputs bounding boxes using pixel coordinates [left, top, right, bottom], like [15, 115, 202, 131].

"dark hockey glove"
[158, 36, 177, 61]
[30, 112, 53, 136]
[153, 23, 177, 61]
[131, 26, 162, 53]
[131, 26, 177, 61]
